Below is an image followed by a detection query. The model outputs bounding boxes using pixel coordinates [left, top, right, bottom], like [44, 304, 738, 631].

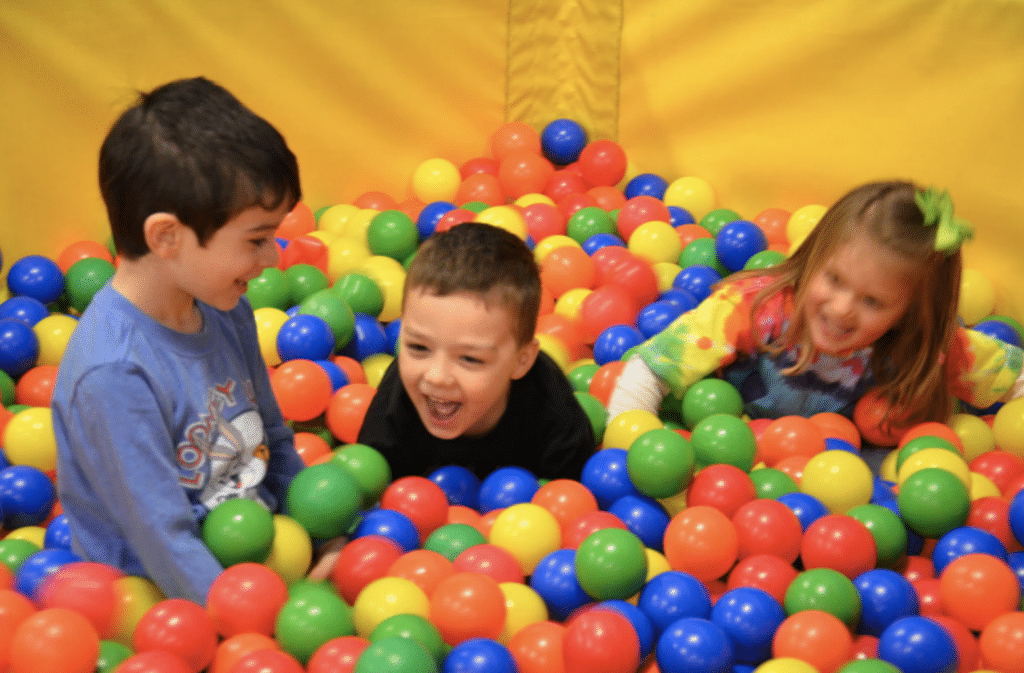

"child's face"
[803, 233, 915, 356]
[398, 288, 539, 440]
[175, 203, 287, 311]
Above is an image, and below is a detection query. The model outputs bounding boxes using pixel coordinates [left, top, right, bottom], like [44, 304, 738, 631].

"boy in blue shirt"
[52, 77, 307, 603]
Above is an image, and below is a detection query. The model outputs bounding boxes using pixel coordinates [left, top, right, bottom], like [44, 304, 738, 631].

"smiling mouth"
[426, 397, 460, 422]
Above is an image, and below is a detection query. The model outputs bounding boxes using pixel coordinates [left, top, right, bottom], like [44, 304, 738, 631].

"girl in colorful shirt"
[606, 181, 1024, 431]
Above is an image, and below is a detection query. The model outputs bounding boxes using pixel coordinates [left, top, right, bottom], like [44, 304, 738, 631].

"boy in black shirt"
[357, 222, 596, 480]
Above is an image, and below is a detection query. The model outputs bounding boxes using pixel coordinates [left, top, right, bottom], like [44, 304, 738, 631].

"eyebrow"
[402, 325, 499, 352]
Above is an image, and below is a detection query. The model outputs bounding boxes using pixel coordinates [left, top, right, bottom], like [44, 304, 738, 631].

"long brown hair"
[727, 181, 962, 426]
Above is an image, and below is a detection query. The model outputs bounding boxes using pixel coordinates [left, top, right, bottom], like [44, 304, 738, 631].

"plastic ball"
[726, 554, 799, 605]
[592, 324, 644, 365]
[573, 528, 648, 601]
[679, 237, 728, 276]
[772, 609, 852, 673]
[354, 508, 421, 554]
[629, 220, 682, 265]
[784, 568, 862, 630]
[31, 314, 77, 368]
[655, 616, 734, 673]
[443, 637, 517, 673]
[685, 463, 756, 518]
[331, 443, 392, 507]
[978, 611, 1024, 673]
[689, 413, 757, 472]
[0, 319, 39, 379]
[540, 119, 588, 165]
[306, 635, 370, 673]
[65, 257, 116, 314]
[663, 176, 715, 221]
[938, 553, 1020, 631]
[847, 503, 908, 569]
[497, 151, 555, 200]
[709, 586, 785, 665]
[429, 465, 481, 509]
[800, 450, 874, 514]
[353, 636, 438, 673]
[113, 651, 192, 673]
[6, 255, 64, 305]
[959, 268, 996, 326]
[412, 158, 461, 203]
[577, 139, 627, 187]
[94, 639, 133, 673]
[453, 543, 524, 585]
[0, 296, 49, 327]
[369, 612, 446, 666]
[429, 571, 506, 646]
[993, 397, 1024, 459]
[580, 447, 641, 509]
[0, 465, 55, 529]
[206, 562, 288, 639]
[488, 503, 561, 576]
[276, 313, 335, 362]
[424, 523, 487, 562]
[8, 607, 100, 673]
[663, 505, 738, 583]
[876, 616, 957, 673]
[635, 569, 712, 637]
[34, 561, 122, 640]
[522, 202, 568, 243]
[540, 244, 596, 298]
[732, 498, 803, 564]
[671, 264, 721, 303]
[681, 378, 744, 429]
[715, 220, 768, 272]
[625, 428, 695, 499]
[786, 204, 827, 252]
[744, 249, 787, 270]
[351, 576, 430, 640]
[505, 620, 566, 673]
[328, 535, 405, 604]
[898, 467, 971, 539]
[325, 382, 376, 444]
[286, 461, 362, 539]
[931, 525, 1007, 576]
[132, 598, 219, 673]
[478, 466, 540, 513]
[607, 494, 670, 551]
[417, 201, 457, 239]
[853, 568, 920, 638]
[56, 239, 114, 274]
[800, 513, 877, 579]
[201, 498, 274, 567]
[563, 608, 642, 673]
[578, 284, 640, 343]
[380, 476, 450, 544]
[386, 549, 455, 599]
[757, 415, 827, 467]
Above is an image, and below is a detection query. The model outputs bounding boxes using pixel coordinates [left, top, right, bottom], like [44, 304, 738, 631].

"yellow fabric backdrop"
[2, 0, 1023, 320]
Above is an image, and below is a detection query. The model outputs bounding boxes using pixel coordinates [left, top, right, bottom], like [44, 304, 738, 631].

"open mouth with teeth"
[426, 397, 461, 422]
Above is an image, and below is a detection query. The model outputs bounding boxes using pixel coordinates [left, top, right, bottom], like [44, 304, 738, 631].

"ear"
[511, 337, 540, 380]
[143, 212, 185, 259]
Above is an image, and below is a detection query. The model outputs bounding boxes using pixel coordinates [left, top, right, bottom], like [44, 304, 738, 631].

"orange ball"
[209, 633, 280, 673]
[939, 553, 1020, 631]
[9, 607, 100, 673]
[757, 415, 826, 467]
[56, 240, 114, 274]
[325, 383, 377, 444]
[275, 201, 316, 240]
[455, 173, 506, 207]
[531, 479, 599, 537]
[270, 359, 334, 422]
[490, 121, 541, 160]
[898, 421, 965, 454]
[294, 431, 333, 466]
[772, 609, 853, 673]
[507, 620, 567, 673]
[588, 360, 625, 407]
[352, 191, 397, 210]
[499, 150, 555, 200]
[536, 313, 589, 363]
[0, 590, 36, 671]
[587, 185, 627, 212]
[663, 505, 738, 582]
[332, 355, 368, 385]
[387, 549, 455, 599]
[675, 223, 713, 248]
[751, 207, 791, 247]
[979, 611, 1024, 673]
[14, 365, 59, 407]
[853, 388, 913, 446]
[808, 411, 862, 449]
[540, 246, 596, 298]
[429, 572, 507, 645]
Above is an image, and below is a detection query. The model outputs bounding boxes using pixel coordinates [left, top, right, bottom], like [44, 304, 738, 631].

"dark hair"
[729, 180, 962, 426]
[404, 222, 541, 345]
[99, 77, 300, 259]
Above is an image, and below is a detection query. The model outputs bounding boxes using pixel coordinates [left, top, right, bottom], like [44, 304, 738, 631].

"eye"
[404, 341, 428, 354]
[461, 354, 485, 365]
[863, 296, 883, 309]
[250, 237, 273, 249]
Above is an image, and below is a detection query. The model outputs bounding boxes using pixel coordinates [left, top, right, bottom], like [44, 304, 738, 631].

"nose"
[424, 355, 454, 387]
[259, 239, 280, 269]
[831, 290, 855, 318]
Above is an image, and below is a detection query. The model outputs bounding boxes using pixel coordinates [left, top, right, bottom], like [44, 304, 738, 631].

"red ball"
[114, 651, 192, 673]
[275, 202, 317, 241]
[36, 561, 123, 639]
[577, 140, 628, 187]
[380, 476, 450, 543]
[352, 191, 397, 211]
[544, 169, 589, 202]
[557, 192, 601, 221]
[460, 156, 500, 179]
[562, 510, 628, 549]
[132, 598, 218, 673]
[325, 383, 377, 444]
[752, 208, 791, 247]
[616, 196, 672, 241]
[536, 313, 590, 363]
[969, 450, 1024, 494]
[279, 234, 329, 276]
[453, 543, 525, 584]
[329, 535, 405, 604]
[913, 578, 943, 616]
[206, 562, 289, 638]
[853, 388, 913, 446]
[732, 498, 804, 564]
[588, 360, 625, 407]
[306, 636, 370, 673]
[271, 359, 334, 422]
[590, 245, 635, 285]
[228, 648, 305, 673]
[967, 496, 1021, 552]
[490, 121, 541, 160]
[726, 554, 799, 604]
[294, 431, 333, 467]
[587, 186, 627, 212]
[800, 514, 877, 579]
[809, 411, 862, 449]
[928, 615, 980, 673]
[562, 608, 641, 673]
[757, 415, 826, 467]
[601, 254, 659, 307]
[523, 202, 567, 241]
[454, 174, 505, 207]
[579, 284, 640, 344]
[499, 150, 555, 199]
[8, 607, 100, 673]
[900, 554, 935, 582]
[436, 207, 480, 233]
[429, 572, 507, 645]
[898, 421, 964, 453]
[685, 463, 756, 518]
[14, 365, 59, 407]
[386, 549, 455, 599]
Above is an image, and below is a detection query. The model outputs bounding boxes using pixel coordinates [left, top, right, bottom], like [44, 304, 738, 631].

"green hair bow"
[914, 187, 974, 255]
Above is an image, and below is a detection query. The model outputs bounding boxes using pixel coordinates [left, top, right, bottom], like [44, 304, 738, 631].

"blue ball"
[0, 465, 56, 529]
[0, 318, 40, 378]
[672, 265, 721, 303]
[417, 201, 457, 239]
[540, 118, 588, 165]
[340, 312, 390, 361]
[973, 319, 1024, 348]
[352, 507, 420, 552]
[429, 465, 481, 510]
[877, 616, 957, 673]
[655, 617, 734, 673]
[443, 638, 517, 673]
[668, 206, 696, 228]
[276, 313, 335, 361]
[0, 296, 50, 327]
[593, 324, 645, 366]
[854, 568, 920, 637]
[6, 255, 64, 305]
[658, 288, 701, 313]
[776, 492, 830, 532]
[15, 548, 81, 600]
[638, 570, 712, 635]
[384, 318, 402, 357]
[825, 437, 860, 454]
[478, 466, 539, 513]
[608, 494, 670, 551]
[314, 359, 349, 392]
[624, 173, 669, 200]
[872, 475, 898, 505]
[43, 513, 74, 551]
[582, 232, 627, 256]
[529, 548, 591, 620]
[715, 220, 768, 273]
[637, 300, 686, 339]
[709, 587, 785, 665]
[1013, 486, 1024, 550]
[580, 447, 640, 509]
[931, 525, 1007, 575]
[600, 599, 656, 659]
[1006, 550, 1024, 594]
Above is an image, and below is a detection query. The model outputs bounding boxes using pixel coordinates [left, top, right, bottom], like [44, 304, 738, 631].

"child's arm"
[947, 327, 1024, 407]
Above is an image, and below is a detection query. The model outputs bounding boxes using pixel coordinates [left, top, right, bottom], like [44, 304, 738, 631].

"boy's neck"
[111, 258, 203, 334]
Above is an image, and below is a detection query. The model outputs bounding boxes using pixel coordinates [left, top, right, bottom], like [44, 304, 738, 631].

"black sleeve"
[356, 360, 424, 477]
[526, 352, 597, 480]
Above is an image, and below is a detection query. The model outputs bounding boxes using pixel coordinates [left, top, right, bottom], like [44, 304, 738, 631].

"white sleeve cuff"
[605, 354, 670, 421]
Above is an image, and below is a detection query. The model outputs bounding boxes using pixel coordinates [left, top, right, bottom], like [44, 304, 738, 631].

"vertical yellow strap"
[506, 0, 622, 141]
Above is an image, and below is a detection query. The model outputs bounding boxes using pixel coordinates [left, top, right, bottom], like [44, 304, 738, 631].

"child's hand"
[307, 536, 347, 581]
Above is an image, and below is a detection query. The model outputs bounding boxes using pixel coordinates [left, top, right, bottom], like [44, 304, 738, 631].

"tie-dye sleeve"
[947, 327, 1024, 408]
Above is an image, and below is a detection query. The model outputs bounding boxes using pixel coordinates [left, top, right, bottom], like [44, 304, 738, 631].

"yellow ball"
[253, 307, 290, 366]
[663, 176, 715, 221]
[111, 576, 165, 647]
[347, 208, 379, 243]
[306, 230, 336, 246]
[514, 193, 555, 207]
[658, 489, 689, 517]
[327, 235, 372, 282]
[533, 234, 581, 264]
[33, 314, 78, 367]
[653, 262, 683, 292]
[786, 204, 827, 253]
[536, 333, 571, 374]
[949, 412, 996, 462]
[993, 397, 1024, 459]
[799, 449, 873, 514]
[754, 658, 820, 673]
[476, 205, 528, 240]
[412, 157, 461, 203]
[603, 409, 663, 451]
[352, 576, 430, 638]
[553, 287, 592, 321]
[359, 255, 407, 323]
[644, 548, 671, 581]
[628, 220, 682, 265]
[959, 268, 996, 326]
[263, 514, 313, 585]
[969, 471, 1002, 500]
[488, 503, 562, 576]
[896, 447, 972, 489]
[362, 353, 394, 388]
[5, 526, 46, 547]
[3, 406, 57, 473]
[317, 203, 360, 237]
[497, 582, 549, 643]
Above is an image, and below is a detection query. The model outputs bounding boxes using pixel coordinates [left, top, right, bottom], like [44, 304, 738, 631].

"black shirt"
[357, 351, 596, 481]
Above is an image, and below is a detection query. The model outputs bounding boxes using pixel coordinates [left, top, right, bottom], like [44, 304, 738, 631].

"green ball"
[681, 378, 743, 429]
[286, 462, 363, 539]
[333, 272, 385, 317]
[574, 528, 648, 601]
[784, 567, 862, 629]
[0, 538, 41, 574]
[247, 266, 291, 310]
[699, 208, 741, 236]
[895, 435, 960, 472]
[354, 636, 438, 673]
[299, 288, 356, 351]
[330, 443, 393, 507]
[749, 467, 798, 499]
[847, 503, 907, 569]
[201, 498, 275, 567]
[95, 640, 133, 673]
[461, 201, 489, 213]
[743, 249, 786, 271]
[837, 659, 902, 673]
[65, 257, 115, 314]
[0, 369, 15, 406]
[574, 391, 607, 445]
[658, 390, 685, 425]
[285, 263, 330, 307]
[423, 523, 487, 562]
[275, 582, 355, 664]
[370, 613, 446, 665]
[897, 467, 970, 538]
[679, 238, 729, 277]
[689, 413, 756, 471]
[566, 206, 616, 245]
[626, 427, 695, 499]
[567, 362, 600, 393]
[367, 210, 419, 261]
